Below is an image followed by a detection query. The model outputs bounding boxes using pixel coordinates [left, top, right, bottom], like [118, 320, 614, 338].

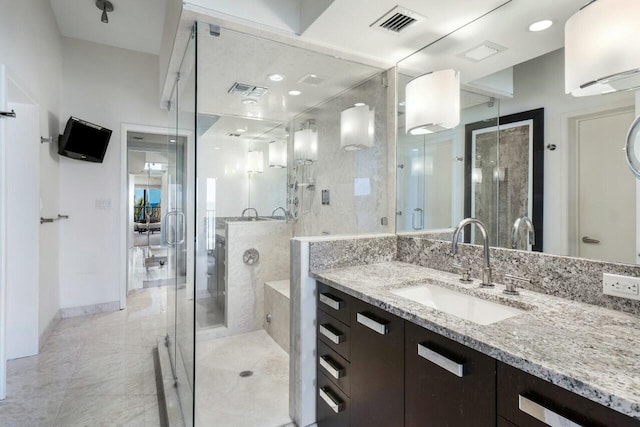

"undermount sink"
[391, 284, 526, 325]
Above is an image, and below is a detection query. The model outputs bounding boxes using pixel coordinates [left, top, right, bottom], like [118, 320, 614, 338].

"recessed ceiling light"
[236, 128, 246, 133]
[288, 90, 301, 96]
[528, 19, 553, 32]
[242, 99, 257, 105]
[268, 73, 285, 82]
[354, 102, 366, 107]
[169, 139, 176, 142]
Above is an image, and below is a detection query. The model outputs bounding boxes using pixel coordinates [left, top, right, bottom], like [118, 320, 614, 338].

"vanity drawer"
[498, 362, 640, 427]
[317, 340, 351, 396]
[405, 321, 496, 427]
[318, 309, 351, 360]
[317, 372, 350, 427]
[317, 282, 351, 325]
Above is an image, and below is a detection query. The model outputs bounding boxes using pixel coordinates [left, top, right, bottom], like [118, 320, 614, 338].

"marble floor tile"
[0, 288, 166, 427]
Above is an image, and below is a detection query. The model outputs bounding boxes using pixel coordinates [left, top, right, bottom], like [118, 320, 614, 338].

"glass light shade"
[405, 69, 460, 135]
[247, 150, 264, 173]
[268, 140, 287, 168]
[294, 128, 318, 164]
[565, 0, 640, 96]
[340, 104, 375, 150]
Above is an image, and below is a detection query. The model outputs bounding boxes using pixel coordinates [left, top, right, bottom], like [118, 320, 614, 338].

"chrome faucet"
[511, 216, 535, 249]
[271, 207, 287, 219]
[452, 218, 493, 288]
[241, 207, 258, 221]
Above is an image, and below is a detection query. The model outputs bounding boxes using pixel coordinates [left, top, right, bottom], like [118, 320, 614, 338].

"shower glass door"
[166, 23, 197, 426]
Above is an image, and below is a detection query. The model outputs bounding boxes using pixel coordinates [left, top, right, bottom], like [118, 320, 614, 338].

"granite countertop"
[311, 261, 640, 420]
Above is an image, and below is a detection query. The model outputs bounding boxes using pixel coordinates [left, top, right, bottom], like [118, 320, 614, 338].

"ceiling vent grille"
[458, 41, 508, 62]
[228, 82, 269, 98]
[371, 6, 425, 34]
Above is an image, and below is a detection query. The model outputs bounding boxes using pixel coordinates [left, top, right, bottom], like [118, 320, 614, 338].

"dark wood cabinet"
[350, 299, 404, 427]
[405, 321, 496, 427]
[316, 281, 640, 427]
[498, 362, 640, 427]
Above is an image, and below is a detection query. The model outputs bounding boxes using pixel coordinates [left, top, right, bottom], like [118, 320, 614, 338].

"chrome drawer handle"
[320, 293, 343, 311]
[356, 313, 389, 335]
[519, 395, 583, 427]
[319, 387, 345, 414]
[319, 324, 344, 345]
[417, 344, 465, 377]
[319, 355, 345, 379]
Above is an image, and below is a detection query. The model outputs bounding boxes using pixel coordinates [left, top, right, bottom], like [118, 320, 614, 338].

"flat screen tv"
[58, 117, 112, 163]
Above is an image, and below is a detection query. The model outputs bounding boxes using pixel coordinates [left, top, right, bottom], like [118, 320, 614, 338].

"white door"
[577, 109, 636, 264]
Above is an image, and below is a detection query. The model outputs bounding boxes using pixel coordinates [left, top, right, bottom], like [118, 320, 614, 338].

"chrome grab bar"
[518, 395, 582, 427]
[319, 293, 343, 311]
[319, 324, 344, 345]
[417, 343, 465, 377]
[319, 355, 345, 379]
[356, 313, 389, 335]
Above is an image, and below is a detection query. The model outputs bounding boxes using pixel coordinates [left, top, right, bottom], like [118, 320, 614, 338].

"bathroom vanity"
[311, 262, 640, 427]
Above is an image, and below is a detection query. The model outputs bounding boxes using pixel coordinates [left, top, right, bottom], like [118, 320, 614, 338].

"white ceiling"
[49, 0, 167, 54]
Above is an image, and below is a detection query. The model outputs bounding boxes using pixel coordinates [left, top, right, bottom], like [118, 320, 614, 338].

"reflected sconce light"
[247, 150, 264, 173]
[405, 69, 460, 135]
[268, 140, 287, 168]
[565, 0, 640, 96]
[294, 120, 318, 164]
[340, 104, 375, 150]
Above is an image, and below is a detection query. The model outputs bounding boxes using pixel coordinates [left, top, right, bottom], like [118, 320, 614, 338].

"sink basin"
[391, 284, 526, 325]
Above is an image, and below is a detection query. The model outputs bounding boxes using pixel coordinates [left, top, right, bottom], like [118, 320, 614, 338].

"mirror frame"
[463, 108, 545, 251]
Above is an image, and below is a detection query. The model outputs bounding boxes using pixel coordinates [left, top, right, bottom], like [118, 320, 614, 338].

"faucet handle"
[503, 274, 530, 295]
[452, 263, 473, 283]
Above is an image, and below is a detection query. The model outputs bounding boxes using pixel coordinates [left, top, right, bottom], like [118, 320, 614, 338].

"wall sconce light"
[340, 104, 375, 150]
[247, 150, 264, 173]
[565, 0, 640, 96]
[294, 120, 318, 164]
[405, 69, 460, 135]
[268, 140, 287, 168]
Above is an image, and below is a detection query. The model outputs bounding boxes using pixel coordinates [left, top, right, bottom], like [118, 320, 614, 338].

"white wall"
[0, 0, 63, 340]
[499, 48, 635, 256]
[59, 38, 166, 309]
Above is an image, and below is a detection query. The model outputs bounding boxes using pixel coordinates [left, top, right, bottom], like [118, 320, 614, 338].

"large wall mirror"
[396, 0, 639, 265]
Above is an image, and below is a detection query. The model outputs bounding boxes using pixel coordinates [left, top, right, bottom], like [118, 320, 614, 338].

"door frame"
[119, 123, 191, 310]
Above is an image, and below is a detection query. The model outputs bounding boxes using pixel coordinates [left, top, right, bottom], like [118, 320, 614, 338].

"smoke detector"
[370, 6, 425, 34]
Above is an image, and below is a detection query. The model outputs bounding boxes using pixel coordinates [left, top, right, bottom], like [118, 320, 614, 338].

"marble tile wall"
[201, 220, 292, 341]
[292, 71, 394, 237]
[397, 236, 640, 316]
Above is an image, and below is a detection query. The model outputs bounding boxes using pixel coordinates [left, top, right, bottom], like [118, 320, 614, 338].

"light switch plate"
[603, 273, 640, 300]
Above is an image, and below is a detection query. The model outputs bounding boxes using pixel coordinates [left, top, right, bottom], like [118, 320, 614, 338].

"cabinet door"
[317, 372, 350, 427]
[498, 362, 640, 427]
[350, 299, 404, 427]
[405, 321, 496, 427]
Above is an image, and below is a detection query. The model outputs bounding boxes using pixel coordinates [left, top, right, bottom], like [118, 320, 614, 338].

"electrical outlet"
[603, 273, 640, 300]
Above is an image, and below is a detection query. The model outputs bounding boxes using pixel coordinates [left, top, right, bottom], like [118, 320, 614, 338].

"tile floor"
[0, 287, 167, 427]
[194, 330, 292, 427]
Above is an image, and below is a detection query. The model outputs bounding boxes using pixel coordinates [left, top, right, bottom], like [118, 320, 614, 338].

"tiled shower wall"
[292, 70, 396, 237]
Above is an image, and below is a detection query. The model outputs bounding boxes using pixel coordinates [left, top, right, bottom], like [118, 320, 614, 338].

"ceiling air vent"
[371, 6, 425, 34]
[458, 41, 508, 62]
[228, 82, 269, 98]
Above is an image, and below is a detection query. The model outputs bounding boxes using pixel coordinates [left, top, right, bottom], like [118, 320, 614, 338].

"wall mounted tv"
[58, 117, 112, 163]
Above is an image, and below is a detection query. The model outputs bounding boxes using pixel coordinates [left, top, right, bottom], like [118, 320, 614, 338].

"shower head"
[96, 0, 114, 24]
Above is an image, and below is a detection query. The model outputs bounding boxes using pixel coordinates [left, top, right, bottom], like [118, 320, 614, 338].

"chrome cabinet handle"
[319, 387, 345, 414]
[319, 324, 344, 345]
[356, 312, 389, 335]
[417, 343, 465, 377]
[319, 293, 343, 311]
[519, 395, 583, 427]
[319, 355, 345, 379]
[581, 236, 600, 244]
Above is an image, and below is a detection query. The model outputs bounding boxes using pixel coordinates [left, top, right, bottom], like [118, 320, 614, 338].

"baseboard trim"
[60, 301, 120, 318]
[38, 309, 61, 350]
